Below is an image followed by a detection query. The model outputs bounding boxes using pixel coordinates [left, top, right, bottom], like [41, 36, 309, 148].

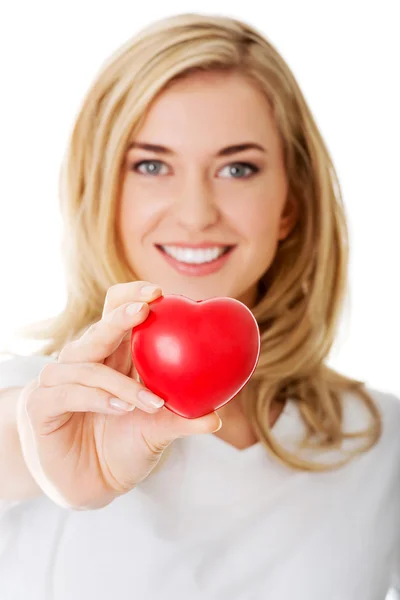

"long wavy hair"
[11, 12, 381, 471]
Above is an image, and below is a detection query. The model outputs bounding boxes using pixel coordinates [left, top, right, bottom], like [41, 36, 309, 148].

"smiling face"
[117, 70, 298, 307]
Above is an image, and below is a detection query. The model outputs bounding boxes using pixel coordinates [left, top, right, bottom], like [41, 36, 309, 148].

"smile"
[155, 244, 235, 276]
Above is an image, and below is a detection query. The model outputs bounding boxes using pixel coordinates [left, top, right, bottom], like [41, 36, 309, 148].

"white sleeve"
[390, 395, 400, 597]
[391, 499, 400, 596]
[0, 353, 56, 389]
[0, 353, 56, 516]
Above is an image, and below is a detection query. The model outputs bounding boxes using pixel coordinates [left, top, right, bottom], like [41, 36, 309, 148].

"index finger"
[58, 301, 149, 364]
[102, 281, 162, 317]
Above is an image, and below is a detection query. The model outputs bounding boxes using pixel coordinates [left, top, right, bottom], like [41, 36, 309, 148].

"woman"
[0, 12, 399, 600]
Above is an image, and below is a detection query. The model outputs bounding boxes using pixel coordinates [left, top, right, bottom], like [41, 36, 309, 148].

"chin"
[154, 279, 252, 305]
[133, 250, 256, 303]
[157, 282, 229, 301]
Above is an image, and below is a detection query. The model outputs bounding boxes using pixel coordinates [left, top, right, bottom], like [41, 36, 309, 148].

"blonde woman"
[0, 12, 399, 600]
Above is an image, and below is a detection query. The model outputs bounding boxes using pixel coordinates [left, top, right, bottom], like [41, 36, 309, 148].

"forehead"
[134, 71, 277, 149]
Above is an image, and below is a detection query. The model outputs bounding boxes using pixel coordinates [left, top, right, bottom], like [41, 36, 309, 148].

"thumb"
[176, 411, 222, 438]
[156, 409, 222, 444]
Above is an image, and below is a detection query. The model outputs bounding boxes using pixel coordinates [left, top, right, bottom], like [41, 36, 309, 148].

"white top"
[0, 354, 399, 600]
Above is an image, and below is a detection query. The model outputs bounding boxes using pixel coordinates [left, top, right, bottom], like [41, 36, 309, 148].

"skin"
[117, 71, 298, 449]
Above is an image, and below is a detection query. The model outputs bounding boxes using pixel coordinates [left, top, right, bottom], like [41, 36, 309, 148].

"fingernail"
[140, 285, 161, 297]
[109, 398, 135, 412]
[213, 417, 223, 432]
[138, 389, 165, 409]
[126, 302, 145, 315]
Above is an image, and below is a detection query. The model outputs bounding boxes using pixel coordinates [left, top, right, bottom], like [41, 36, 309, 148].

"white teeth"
[160, 245, 228, 264]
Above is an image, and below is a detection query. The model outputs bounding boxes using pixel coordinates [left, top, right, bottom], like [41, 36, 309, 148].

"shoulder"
[342, 384, 400, 459]
[341, 383, 400, 427]
[0, 353, 57, 389]
[366, 385, 400, 421]
[367, 385, 400, 449]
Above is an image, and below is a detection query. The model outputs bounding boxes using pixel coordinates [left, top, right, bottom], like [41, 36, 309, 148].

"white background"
[0, 1, 399, 397]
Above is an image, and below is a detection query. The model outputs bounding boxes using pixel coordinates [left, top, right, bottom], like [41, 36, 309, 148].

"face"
[118, 71, 298, 308]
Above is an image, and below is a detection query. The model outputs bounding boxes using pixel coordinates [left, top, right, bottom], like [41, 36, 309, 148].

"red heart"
[130, 294, 260, 419]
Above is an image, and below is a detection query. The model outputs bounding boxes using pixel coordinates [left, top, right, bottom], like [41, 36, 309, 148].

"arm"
[0, 386, 43, 500]
[0, 354, 57, 501]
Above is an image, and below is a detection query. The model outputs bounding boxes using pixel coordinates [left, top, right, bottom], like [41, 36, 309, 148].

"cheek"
[224, 168, 288, 239]
[228, 197, 282, 241]
[118, 191, 161, 243]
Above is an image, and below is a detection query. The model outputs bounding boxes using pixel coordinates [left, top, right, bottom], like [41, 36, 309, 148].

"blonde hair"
[12, 12, 381, 471]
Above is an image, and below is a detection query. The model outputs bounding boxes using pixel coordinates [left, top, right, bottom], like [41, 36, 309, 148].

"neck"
[214, 388, 285, 451]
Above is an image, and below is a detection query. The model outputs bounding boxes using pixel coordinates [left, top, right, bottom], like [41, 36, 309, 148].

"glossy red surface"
[131, 294, 260, 418]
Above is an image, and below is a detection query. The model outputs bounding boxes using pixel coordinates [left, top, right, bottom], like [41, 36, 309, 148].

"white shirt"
[0, 354, 399, 600]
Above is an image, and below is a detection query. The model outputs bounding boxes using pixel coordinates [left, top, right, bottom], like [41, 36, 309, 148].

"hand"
[16, 281, 222, 510]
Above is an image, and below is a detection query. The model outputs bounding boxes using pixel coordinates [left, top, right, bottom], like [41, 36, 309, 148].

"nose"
[173, 172, 220, 231]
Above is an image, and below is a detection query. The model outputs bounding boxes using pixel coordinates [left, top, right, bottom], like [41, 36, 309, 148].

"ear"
[277, 195, 299, 241]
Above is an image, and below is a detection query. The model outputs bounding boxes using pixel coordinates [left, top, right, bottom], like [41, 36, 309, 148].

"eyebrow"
[126, 141, 267, 157]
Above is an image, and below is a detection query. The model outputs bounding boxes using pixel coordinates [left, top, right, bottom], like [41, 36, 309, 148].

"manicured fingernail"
[109, 398, 135, 412]
[138, 389, 164, 409]
[213, 417, 223, 432]
[126, 302, 145, 315]
[140, 285, 160, 297]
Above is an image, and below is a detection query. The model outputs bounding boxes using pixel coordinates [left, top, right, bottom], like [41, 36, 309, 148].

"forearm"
[0, 387, 43, 500]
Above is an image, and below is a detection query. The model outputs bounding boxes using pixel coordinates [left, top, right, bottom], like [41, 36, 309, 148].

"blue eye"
[219, 163, 259, 178]
[132, 160, 167, 175]
[131, 160, 259, 178]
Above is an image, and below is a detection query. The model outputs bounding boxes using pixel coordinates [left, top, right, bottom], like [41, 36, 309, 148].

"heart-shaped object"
[130, 294, 260, 418]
